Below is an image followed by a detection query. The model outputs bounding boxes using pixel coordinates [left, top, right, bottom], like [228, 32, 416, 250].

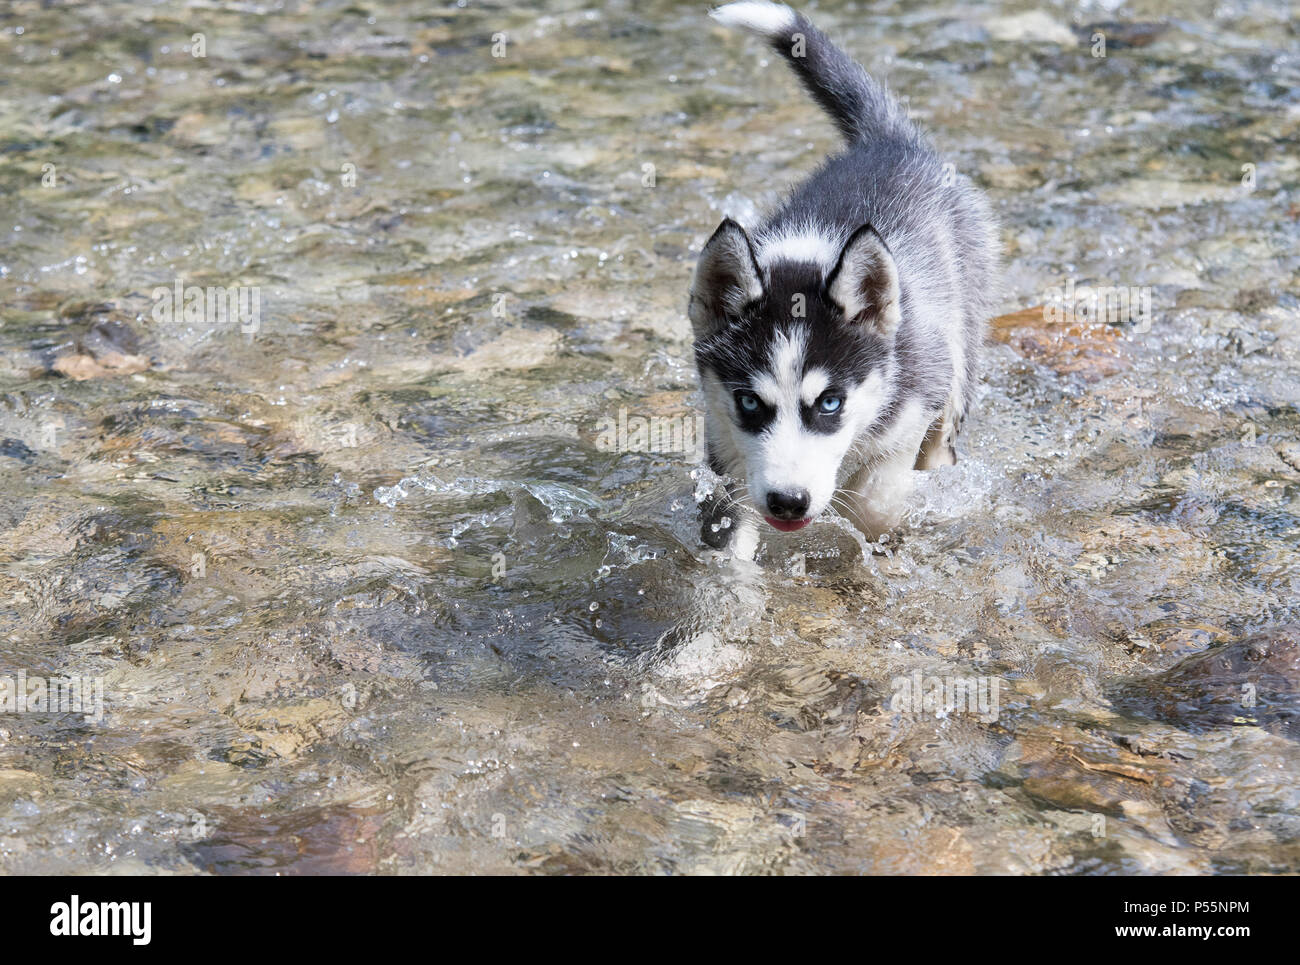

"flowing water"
[1, 0, 1298, 874]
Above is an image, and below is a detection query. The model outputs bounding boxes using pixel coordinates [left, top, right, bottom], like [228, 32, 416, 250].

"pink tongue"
[765, 516, 811, 532]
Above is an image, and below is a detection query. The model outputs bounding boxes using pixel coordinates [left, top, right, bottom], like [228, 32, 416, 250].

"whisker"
[712, 483, 758, 519]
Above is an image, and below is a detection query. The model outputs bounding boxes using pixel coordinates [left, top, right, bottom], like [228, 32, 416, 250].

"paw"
[699, 491, 739, 548]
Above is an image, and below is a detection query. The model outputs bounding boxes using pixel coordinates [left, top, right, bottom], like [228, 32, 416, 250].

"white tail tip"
[710, 1, 797, 38]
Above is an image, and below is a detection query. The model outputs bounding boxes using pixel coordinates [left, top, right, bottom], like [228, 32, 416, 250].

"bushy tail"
[709, 1, 909, 144]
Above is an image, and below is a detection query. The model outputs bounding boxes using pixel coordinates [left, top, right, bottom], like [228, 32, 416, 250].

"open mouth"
[764, 516, 812, 532]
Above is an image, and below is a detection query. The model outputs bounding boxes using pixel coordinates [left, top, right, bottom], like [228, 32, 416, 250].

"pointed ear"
[826, 224, 901, 336]
[688, 218, 764, 337]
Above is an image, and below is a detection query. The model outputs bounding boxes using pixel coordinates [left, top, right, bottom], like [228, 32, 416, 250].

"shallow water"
[1, 0, 1298, 874]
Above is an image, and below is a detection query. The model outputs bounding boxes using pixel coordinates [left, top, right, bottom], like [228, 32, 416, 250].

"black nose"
[766, 489, 810, 520]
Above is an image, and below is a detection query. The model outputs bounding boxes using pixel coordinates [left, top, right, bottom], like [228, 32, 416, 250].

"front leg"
[915, 405, 958, 469]
[841, 447, 919, 541]
[699, 484, 759, 561]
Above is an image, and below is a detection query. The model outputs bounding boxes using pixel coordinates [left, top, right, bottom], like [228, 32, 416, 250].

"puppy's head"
[690, 218, 900, 530]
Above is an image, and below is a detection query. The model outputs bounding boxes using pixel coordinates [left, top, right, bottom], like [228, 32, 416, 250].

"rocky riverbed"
[0, 0, 1297, 873]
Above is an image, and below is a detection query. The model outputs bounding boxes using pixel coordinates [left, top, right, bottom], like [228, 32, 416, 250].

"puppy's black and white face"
[690, 219, 900, 530]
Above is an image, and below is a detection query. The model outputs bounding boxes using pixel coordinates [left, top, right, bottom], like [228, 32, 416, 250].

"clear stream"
[0, 0, 1298, 874]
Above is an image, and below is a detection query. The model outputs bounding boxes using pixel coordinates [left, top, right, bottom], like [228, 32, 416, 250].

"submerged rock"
[984, 12, 1076, 45]
[1110, 628, 1300, 738]
[989, 306, 1131, 381]
[1077, 22, 1169, 49]
[51, 316, 151, 381]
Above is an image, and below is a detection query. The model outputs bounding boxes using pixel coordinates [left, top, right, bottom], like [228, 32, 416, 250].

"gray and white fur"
[690, 1, 999, 549]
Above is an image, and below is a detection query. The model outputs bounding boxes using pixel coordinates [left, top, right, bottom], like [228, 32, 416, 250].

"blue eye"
[818, 395, 843, 414]
[737, 392, 761, 412]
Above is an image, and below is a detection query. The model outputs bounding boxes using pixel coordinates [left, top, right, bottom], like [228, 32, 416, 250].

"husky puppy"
[691, 1, 999, 552]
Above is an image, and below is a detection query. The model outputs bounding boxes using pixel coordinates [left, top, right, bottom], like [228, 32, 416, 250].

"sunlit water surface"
[1, 0, 1298, 873]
